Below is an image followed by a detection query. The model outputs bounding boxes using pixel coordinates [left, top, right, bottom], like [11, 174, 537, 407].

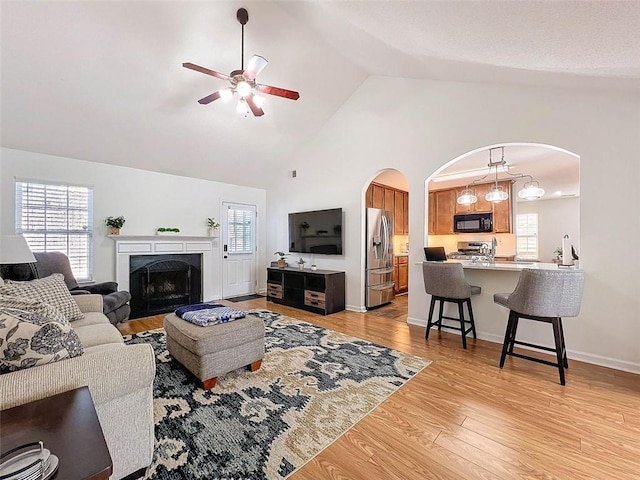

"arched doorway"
[425, 143, 580, 265]
[364, 169, 409, 318]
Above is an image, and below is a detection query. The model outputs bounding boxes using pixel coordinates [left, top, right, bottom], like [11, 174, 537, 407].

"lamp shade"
[0, 235, 36, 264]
[456, 188, 477, 205]
[485, 184, 509, 203]
[518, 182, 545, 200]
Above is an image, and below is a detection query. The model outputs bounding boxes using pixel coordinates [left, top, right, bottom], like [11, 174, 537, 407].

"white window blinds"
[226, 206, 254, 254]
[516, 213, 538, 260]
[15, 181, 94, 281]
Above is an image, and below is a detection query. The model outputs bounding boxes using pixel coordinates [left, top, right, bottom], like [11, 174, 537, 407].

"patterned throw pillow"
[0, 295, 68, 326]
[0, 308, 83, 373]
[0, 274, 84, 322]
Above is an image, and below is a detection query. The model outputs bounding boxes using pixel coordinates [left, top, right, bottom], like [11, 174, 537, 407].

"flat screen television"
[289, 208, 343, 255]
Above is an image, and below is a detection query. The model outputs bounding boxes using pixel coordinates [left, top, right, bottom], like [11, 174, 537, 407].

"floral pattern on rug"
[124, 309, 430, 480]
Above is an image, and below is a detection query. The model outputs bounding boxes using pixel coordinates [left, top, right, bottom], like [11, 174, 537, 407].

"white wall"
[517, 197, 580, 263]
[0, 148, 268, 299]
[267, 76, 640, 372]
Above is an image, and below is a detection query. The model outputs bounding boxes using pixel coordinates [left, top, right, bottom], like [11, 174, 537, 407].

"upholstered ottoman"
[163, 313, 265, 389]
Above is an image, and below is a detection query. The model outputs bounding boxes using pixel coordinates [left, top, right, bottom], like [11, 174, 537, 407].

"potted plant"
[156, 227, 180, 235]
[554, 247, 563, 263]
[207, 218, 220, 237]
[274, 251, 288, 268]
[105, 216, 125, 235]
[297, 257, 306, 270]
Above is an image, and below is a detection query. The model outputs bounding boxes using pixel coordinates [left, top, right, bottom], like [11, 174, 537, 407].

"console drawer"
[267, 282, 283, 299]
[304, 290, 326, 309]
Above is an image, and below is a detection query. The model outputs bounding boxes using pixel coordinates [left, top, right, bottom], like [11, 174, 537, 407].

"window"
[516, 213, 538, 260]
[16, 180, 94, 281]
[226, 205, 254, 254]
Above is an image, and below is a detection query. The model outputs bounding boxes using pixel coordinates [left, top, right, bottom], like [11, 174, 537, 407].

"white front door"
[222, 202, 257, 298]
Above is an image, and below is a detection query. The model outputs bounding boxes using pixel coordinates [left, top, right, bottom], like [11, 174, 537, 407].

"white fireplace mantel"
[110, 235, 218, 302]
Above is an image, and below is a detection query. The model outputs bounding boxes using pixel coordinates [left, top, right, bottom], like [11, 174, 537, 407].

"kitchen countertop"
[395, 252, 409, 257]
[417, 260, 578, 272]
[458, 260, 565, 271]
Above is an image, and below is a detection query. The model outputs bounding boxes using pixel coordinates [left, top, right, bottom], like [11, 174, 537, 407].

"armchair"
[6, 251, 131, 324]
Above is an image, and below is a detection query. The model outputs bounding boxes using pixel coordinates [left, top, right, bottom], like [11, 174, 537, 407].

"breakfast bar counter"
[453, 260, 568, 271]
[412, 260, 582, 348]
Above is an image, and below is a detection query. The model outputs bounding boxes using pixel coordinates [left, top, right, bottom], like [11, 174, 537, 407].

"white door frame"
[221, 202, 258, 299]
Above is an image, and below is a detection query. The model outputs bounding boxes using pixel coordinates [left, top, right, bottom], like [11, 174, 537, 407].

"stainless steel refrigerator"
[366, 207, 395, 308]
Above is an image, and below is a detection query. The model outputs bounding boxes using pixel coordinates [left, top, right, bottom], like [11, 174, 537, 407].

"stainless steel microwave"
[454, 213, 493, 233]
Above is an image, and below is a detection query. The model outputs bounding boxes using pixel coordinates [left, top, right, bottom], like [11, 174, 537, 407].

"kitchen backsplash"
[394, 235, 409, 253]
[427, 233, 516, 257]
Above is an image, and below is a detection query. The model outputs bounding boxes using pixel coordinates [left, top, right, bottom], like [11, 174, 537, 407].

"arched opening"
[363, 169, 410, 318]
[425, 143, 580, 264]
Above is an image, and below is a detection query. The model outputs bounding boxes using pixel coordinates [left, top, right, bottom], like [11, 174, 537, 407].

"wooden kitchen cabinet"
[455, 183, 492, 214]
[385, 189, 395, 215]
[402, 191, 409, 234]
[394, 190, 404, 235]
[366, 182, 409, 235]
[433, 189, 456, 234]
[429, 181, 512, 234]
[393, 255, 408, 294]
[428, 192, 436, 235]
[371, 184, 385, 209]
[492, 181, 513, 233]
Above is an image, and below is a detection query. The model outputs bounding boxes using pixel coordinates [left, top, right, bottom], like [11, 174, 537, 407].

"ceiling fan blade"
[245, 95, 265, 117]
[198, 91, 221, 105]
[183, 62, 230, 81]
[256, 84, 300, 101]
[243, 55, 268, 81]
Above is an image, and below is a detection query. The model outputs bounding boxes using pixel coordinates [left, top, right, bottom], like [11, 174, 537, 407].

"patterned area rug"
[124, 309, 430, 480]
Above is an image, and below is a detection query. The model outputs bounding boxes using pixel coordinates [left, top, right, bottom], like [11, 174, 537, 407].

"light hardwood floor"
[118, 296, 640, 480]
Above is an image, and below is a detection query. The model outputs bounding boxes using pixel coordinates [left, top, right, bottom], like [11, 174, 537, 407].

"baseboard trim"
[346, 304, 367, 313]
[407, 317, 640, 374]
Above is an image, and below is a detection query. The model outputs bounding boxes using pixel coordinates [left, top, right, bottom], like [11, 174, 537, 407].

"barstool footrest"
[512, 340, 557, 353]
[429, 322, 474, 336]
[507, 351, 560, 368]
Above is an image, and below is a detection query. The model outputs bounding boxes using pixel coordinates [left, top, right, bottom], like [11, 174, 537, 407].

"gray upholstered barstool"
[494, 268, 585, 385]
[422, 262, 481, 349]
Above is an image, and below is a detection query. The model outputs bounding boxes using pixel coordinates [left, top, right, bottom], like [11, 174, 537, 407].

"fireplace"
[129, 253, 202, 319]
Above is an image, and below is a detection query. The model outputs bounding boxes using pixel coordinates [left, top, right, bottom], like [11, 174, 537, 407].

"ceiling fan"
[183, 8, 300, 117]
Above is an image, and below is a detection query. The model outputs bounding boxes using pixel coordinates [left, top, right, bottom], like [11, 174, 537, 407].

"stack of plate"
[0, 445, 59, 480]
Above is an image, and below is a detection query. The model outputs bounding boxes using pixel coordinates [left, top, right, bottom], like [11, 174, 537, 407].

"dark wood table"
[0, 386, 113, 480]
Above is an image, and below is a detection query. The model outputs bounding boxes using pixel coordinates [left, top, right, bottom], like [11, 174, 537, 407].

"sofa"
[0, 294, 156, 480]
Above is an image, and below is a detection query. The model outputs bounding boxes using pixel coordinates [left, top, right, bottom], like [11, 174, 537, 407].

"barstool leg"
[437, 299, 444, 331]
[552, 317, 566, 385]
[508, 316, 519, 354]
[558, 317, 568, 368]
[426, 297, 436, 339]
[500, 311, 517, 368]
[458, 301, 467, 349]
[467, 299, 477, 339]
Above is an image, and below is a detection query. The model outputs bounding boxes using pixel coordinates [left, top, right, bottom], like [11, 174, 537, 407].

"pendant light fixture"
[456, 147, 545, 205]
[518, 180, 545, 200]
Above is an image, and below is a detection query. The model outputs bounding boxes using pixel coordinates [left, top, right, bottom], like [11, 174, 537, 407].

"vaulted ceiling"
[2, 1, 638, 189]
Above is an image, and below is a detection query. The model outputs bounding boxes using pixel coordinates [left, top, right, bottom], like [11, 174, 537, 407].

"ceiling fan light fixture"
[219, 88, 233, 102]
[236, 80, 252, 97]
[456, 188, 477, 205]
[518, 181, 545, 200]
[183, 8, 299, 116]
[236, 97, 249, 115]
